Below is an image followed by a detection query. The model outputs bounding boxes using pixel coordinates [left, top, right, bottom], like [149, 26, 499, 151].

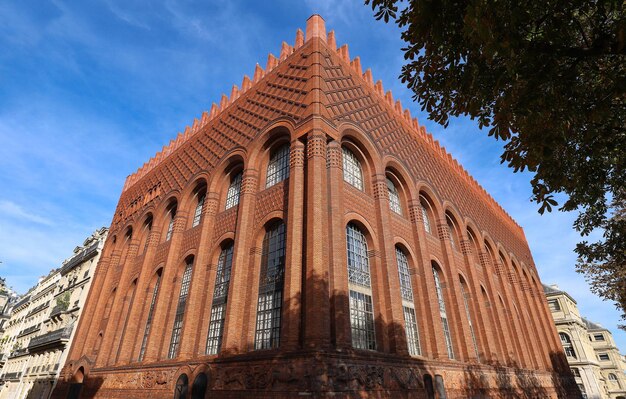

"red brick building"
[52, 15, 577, 399]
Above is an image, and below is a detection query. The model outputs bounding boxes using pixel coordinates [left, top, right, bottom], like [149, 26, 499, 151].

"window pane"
[138, 274, 161, 361]
[225, 172, 243, 209]
[346, 224, 371, 288]
[387, 178, 402, 214]
[342, 147, 363, 190]
[266, 145, 290, 188]
[421, 204, 431, 233]
[461, 283, 480, 360]
[192, 194, 205, 227]
[547, 299, 561, 312]
[395, 247, 413, 301]
[433, 267, 454, 359]
[403, 306, 421, 356]
[349, 290, 376, 350]
[254, 223, 286, 349]
[206, 244, 234, 354]
[168, 261, 193, 359]
[166, 210, 176, 241]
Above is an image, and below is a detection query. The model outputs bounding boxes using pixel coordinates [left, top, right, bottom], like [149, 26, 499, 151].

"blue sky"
[1, 0, 623, 351]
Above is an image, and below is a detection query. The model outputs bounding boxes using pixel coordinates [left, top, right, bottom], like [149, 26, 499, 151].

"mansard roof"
[113, 15, 534, 266]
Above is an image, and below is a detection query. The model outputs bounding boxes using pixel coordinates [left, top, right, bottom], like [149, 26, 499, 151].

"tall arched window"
[347, 223, 376, 350]
[192, 190, 206, 227]
[138, 271, 161, 361]
[165, 202, 177, 241]
[206, 243, 234, 354]
[559, 332, 577, 358]
[396, 246, 420, 356]
[266, 144, 290, 188]
[433, 265, 454, 359]
[141, 215, 153, 253]
[225, 171, 243, 209]
[254, 222, 286, 349]
[173, 374, 189, 399]
[168, 257, 194, 359]
[460, 278, 480, 361]
[420, 196, 432, 234]
[445, 214, 459, 250]
[342, 147, 363, 190]
[387, 178, 402, 215]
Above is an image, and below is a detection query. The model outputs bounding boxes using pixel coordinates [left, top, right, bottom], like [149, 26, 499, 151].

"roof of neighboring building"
[543, 283, 577, 304]
[582, 317, 606, 331]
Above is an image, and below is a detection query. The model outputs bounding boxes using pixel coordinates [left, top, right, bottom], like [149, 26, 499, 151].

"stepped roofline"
[120, 15, 522, 232]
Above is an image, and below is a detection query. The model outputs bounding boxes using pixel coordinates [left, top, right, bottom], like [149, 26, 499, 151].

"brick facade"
[52, 15, 578, 399]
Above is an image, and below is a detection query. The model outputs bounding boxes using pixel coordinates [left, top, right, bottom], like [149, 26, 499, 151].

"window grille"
[387, 178, 402, 214]
[342, 147, 363, 190]
[593, 333, 605, 341]
[266, 145, 290, 188]
[395, 247, 413, 301]
[254, 223, 286, 350]
[446, 215, 457, 250]
[433, 267, 454, 359]
[206, 244, 234, 355]
[598, 353, 610, 361]
[571, 367, 581, 378]
[225, 172, 243, 209]
[461, 283, 480, 360]
[346, 224, 371, 287]
[168, 260, 193, 359]
[192, 193, 205, 227]
[349, 290, 376, 350]
[403, 306, 421, 356]
[421, 203, 431, 233]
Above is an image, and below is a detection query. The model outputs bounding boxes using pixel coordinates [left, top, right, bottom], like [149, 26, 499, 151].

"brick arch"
[393, 237, 417, 261]
[211, 234, 236, 261]
[247, 123, 294, 168]
[206, 149, 247, 198]
[416, 182, 445, 221]
[338, 122, 384, 173]
[179, 176, 208, 211]
[171, 364, 194, 391]
[384, 159, 416, 217]
[344, 212, 380, 248]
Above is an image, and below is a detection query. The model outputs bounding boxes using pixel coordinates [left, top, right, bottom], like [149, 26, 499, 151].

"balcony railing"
[2, 371, 22, 381]
[17, 323, 41, 338]
[61, 242, 99, 275]
[9, 347, 28, 358]
[28, 326, 72, 350]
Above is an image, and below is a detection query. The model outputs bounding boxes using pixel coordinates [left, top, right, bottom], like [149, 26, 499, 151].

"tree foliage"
[366, 0, 626, 316]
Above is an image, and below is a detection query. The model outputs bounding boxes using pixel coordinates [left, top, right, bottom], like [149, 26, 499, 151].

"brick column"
[435, 218, 475, 361]
[407, 200, 446, 359]
[282, 140, 305, 350]
[179, 193, 219, 358]
[302, 133, 331, 349]
[116, 228, 162, 364]
[326, 140, 351, 349]
[143, 211, 189, 362]
[371, 175, 408, 354]
[221, 169, 259, 353]
[96, 238, 140, 367]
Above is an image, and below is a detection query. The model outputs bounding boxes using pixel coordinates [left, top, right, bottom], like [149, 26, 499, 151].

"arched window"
[141, 215, 153, 253]
[433, 265, 454, 359]
[225, 171, 243, 209]
[387, 178, 402, 214]
[346, 223, 376, 350]
[168, 257, 194, 359]
[254, 222, 286, 349]
[460, 278, 480, 361]
[446, 213, 459, 250]
[206, 243, 234, 355]
[396, 246, 420, 356]
[266, 144, 290, 188]
[192, 189, 206, 228]
[559, 332, 577, 358]
[173, 374, 188, 399]
[138, 270, 162, 361]
[165, 202, 177, 241]
[342, 147, 363, 190]
[420, 196, 433, 234]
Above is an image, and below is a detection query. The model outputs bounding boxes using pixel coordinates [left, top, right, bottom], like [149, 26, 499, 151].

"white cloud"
[0, 200, 53, 226]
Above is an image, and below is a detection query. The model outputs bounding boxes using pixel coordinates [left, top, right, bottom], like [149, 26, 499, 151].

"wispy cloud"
[0, 200, 53, 226]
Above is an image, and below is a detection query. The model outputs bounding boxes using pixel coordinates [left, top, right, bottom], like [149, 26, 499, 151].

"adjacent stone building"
[0, 228, 107, 399]
[545, 284, 626, 399]
[53, 16, 574, 399]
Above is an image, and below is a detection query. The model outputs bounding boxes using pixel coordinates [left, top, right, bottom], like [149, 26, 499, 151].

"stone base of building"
[51, 350, 580, 398]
